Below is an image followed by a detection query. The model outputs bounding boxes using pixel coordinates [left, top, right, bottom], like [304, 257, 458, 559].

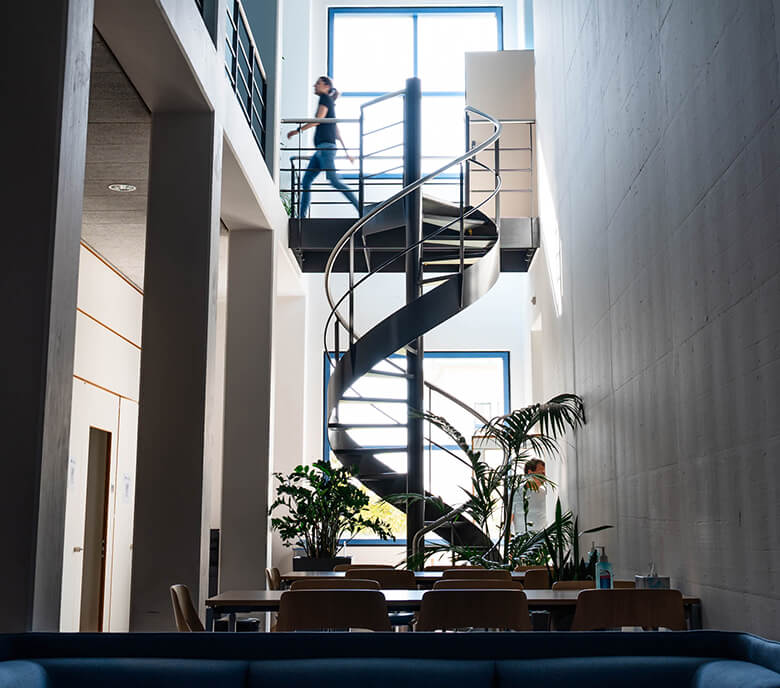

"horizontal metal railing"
[224, 0, 267, 156]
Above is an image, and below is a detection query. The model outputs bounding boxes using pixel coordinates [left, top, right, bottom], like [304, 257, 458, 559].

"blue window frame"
[322, 350, 510, 461]
[328, 7, 504, 89]
[323, 350, 510, 545]
[327, 7, 503, 193]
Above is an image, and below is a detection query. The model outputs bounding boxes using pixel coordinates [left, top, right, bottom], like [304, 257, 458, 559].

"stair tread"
[340, 396, 407, 404]
[337, 446, 408, 454]
[362, 369, 409, 378]
[329, 423, 407, 429]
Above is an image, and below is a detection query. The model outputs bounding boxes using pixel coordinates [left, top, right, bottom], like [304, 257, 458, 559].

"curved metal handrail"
[323, 105, 502, 426]
[322, 156, 501, 365]
[324, 105, 502, 339]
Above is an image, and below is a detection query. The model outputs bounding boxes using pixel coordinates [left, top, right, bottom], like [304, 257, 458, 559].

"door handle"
[73, 546, 83, 552]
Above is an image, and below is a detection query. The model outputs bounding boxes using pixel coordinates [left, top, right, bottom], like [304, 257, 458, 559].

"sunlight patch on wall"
[536, 146, 563, 316]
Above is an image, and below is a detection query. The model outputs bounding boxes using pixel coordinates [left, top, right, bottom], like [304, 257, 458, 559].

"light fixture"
[108, 183, 137, 193]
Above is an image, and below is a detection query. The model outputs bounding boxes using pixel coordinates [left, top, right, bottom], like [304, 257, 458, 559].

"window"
[328, 7, 503, 199]
[324, 351, 509, 542]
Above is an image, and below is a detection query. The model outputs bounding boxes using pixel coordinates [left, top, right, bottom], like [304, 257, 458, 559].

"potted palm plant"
[390, 393, 589, 569]
[269, 461, 394, 571]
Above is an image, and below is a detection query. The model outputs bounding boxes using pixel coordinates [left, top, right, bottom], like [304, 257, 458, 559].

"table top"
[280, 570, 526, 582]
[206, 588, 701, 612]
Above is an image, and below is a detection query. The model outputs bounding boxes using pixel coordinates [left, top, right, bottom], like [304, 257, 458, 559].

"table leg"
[688, 602, 703, 630]
[229, 613, 237, 632]
[207, 609, 214, 632]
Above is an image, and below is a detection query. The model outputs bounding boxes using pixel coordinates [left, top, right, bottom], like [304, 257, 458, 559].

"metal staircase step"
[361, 369, 409, 379]
[423, 257, 479, 266]
[338, 446, 408, 455]
[340, 396, 407, 404]
[359, 471, 407, 481]
[419, 273, 459, 286]
[329, 423, 407, 429]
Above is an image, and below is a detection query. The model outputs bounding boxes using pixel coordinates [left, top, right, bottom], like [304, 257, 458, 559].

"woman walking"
[288, 76, 359, 218]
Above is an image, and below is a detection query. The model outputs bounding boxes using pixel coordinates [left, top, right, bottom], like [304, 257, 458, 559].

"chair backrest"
[169, 584, 204, 632]
[441, 568, 512, 581]
[290, 578, 380, 590]
[416, 590, 532, 631]
[521, 568, 551, 589]
[424, 565, 485, 571]
[276, 590, 392, 631]
[333, 563, 394, 571]
[570, 589, 686, 631]
[434, 579, 524, 590]
[345, 568, 417, 589]
[552, 580, 594, 590]
[265, 567, 281, 591]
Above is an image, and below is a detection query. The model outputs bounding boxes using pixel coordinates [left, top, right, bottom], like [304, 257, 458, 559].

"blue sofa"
[1, 631, 779, 687]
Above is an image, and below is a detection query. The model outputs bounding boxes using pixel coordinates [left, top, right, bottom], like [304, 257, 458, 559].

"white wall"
[533, 0, 780, 638]
[61, 244, 143, 632]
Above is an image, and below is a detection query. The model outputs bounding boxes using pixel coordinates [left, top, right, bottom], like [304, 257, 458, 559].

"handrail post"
[494, 138, 501, 227]
[348, 234, 355, 345]
[333, 320, 340, 423]
[464, 112, 471, 202]
[459, 160, 465, 307]
[358, 111, 365, 216]
[404, 77, 424, 560]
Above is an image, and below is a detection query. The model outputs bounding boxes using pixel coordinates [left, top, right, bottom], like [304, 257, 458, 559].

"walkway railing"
[224, 0, 267, 156]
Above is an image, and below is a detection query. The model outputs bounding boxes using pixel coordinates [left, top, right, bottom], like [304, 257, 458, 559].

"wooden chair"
[424, 564, 485, 571]
[415, 590, 532, 631]
[275, 590, 392, 631]
[333, 563, 394, 571]
[441, 568, 511, 581]
[521, 568, 551, 589]
[290, 578, 380, 590]
[170, 584, 204, 632]
[570, 589, 686, 631]
[434, 579, 524, 590]
[553, 579, 636, 590]
[346, 568, 417, 589]
[265, 567, 281, 590]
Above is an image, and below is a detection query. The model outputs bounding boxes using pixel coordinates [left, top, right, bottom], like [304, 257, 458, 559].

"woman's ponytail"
[319, 75, 339, 100]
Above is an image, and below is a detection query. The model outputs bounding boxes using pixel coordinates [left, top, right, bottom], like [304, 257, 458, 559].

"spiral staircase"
[322, 79, 504, 555]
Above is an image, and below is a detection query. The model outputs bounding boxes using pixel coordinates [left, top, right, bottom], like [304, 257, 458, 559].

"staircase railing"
[322, 104, 502, 364]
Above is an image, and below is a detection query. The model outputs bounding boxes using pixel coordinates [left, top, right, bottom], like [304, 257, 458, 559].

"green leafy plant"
[388, 394, 586, 569]
[543, 497, 612, 584]
[280, 191, 293, 217]
[269, 461, 394, 559]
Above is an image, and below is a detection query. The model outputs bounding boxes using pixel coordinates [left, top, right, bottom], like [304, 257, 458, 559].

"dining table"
[278, 570, 527, 586]
[205, 588, 703, 631]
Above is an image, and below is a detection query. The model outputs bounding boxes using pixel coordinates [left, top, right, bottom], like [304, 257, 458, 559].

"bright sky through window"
[329, 8, 502, 198]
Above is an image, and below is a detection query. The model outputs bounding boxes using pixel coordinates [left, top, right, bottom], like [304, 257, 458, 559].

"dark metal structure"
[283, 80, 531, 562]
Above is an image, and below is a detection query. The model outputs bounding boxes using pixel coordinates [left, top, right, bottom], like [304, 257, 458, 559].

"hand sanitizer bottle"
[594, 546, 613, 589]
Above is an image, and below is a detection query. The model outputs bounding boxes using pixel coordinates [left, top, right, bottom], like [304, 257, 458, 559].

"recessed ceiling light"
[108, 183, 137, 193]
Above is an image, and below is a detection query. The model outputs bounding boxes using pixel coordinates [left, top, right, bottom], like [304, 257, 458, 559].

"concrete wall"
[532, 0, 780, 638]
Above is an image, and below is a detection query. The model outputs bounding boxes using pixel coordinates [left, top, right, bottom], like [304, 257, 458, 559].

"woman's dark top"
[314, 93, 336, 145]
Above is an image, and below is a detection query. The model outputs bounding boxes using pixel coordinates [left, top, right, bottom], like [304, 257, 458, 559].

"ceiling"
[82, 31, 150, 288]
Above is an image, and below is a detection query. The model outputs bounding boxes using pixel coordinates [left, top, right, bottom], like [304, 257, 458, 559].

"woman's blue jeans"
[299, 142, 359, 217]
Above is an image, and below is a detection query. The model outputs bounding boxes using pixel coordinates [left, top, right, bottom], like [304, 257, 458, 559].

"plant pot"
[292, 556, 351, 572]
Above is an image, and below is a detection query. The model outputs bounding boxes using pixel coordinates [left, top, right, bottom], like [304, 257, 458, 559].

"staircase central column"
[404, 77, 425, 559]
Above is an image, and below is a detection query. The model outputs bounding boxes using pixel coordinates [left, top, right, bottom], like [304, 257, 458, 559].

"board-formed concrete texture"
[532, 0, 780, 638]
